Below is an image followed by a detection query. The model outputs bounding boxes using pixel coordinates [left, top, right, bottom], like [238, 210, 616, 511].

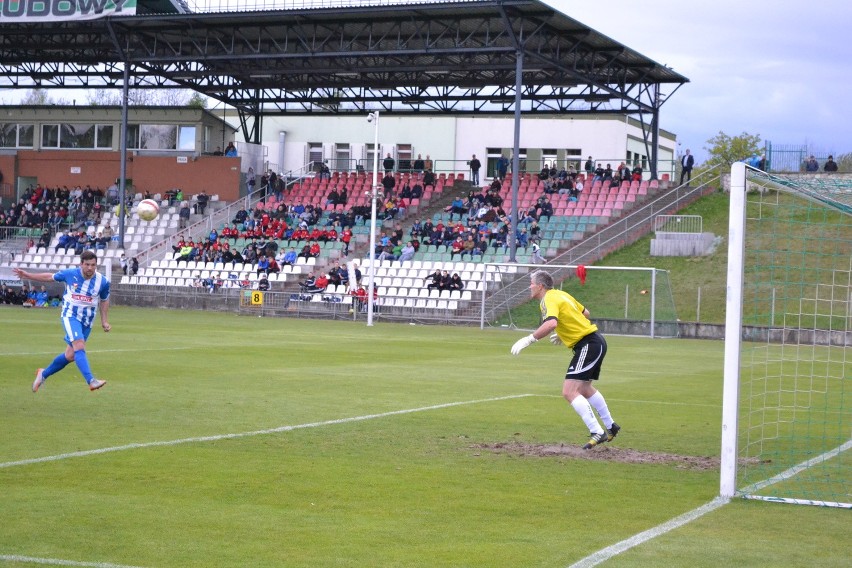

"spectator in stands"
[423, 169, 436, 188]
[516, 226, 529, 248]
[425, 268, 442, 291]
[496, 154, 509, 181]
[449, 235, 465, 259]
[824, 156, 838, 172]
[232, 206, 248, 225]
[225, 142, 238, 157]
[119, 253, 128, 275]
[413, 154, 425, 173]
[179, 200, 191, 229]
[459, 234, 476, 259]
[584, 156, 594, 177]
[438, 270, 452, 291]
[448, 195, 467, 222]
[617, 162, 632, 184]
[448, 273, 464, 292]
[631, 164, 643, 181]
[257, 275, 270, 291]
[54, 232, 72, 253]
[195, 190, 210, 215]
[531, 241, 545, 264]
[804, 155, 819, 172]
[130, 257, 139, 275]
[399, 241, 416, 262]
[383, 153, 395, 174]
[256, 255, 270, 275]
[678, 150, 695, 184]
[308, 240, 320, 258]
[325, 188, 339, 207]
[468, 154, 481, 185]
[381, 172, 396, 197]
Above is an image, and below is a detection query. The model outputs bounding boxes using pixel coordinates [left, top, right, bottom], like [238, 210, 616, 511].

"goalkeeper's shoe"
[33, 369, 45, 393]
[582, 431, 608, 450]
[88, 378, 106, 391]
[606, 422, 621, 442]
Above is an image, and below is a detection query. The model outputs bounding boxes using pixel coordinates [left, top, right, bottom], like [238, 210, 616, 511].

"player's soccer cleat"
[606, 422, 621, 442]
[582, 431, 608, 450]
[88, 378, 106, 391]
[33, 369, 45, 393]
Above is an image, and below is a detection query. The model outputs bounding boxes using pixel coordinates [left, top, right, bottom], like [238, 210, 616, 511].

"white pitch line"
[0, 554, 145, 568]
[1, 347, 197, 357]
[0, 394, 534, 470]
[568, 440, 852, 567]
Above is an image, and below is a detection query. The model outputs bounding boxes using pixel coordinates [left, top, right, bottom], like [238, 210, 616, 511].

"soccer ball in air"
[137, 199, 160, 222]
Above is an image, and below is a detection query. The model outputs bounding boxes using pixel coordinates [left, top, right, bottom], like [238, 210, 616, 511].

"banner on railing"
[0, 0, 137, 22]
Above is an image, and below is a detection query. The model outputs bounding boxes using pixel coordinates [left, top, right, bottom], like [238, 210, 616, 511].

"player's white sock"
[587, 391, 614, 429]
[570, 396, 604, 434]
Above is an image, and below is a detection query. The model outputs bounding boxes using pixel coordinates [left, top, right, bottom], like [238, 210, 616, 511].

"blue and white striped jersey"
[53, 268, 111, 327]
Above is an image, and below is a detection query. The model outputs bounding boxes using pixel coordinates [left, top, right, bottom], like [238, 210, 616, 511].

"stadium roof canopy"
[0, 0, 688, 161]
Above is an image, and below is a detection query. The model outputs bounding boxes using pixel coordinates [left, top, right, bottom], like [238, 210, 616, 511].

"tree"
[187, 92, 208, 109]
[834, 152, 851, 173]
[21, 88, 57, 105]
[85, 88, 205, 107]
[703, 131, 762, 169]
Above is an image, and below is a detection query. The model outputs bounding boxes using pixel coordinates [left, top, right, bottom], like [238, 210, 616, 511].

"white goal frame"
[720, 162, 851, 508]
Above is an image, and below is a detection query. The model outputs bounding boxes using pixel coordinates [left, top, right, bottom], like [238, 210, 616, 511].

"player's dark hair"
[530, 270, 553, 289]
[79, 250, 97, 262]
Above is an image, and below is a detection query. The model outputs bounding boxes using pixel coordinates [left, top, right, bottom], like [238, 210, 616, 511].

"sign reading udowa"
[0, 0, 137, 22]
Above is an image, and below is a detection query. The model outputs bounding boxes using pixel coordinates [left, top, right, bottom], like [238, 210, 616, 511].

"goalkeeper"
[510, 270, 620, 449]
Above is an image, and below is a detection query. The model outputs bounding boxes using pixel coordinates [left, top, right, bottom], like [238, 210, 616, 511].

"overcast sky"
[546, 0, 850, 162]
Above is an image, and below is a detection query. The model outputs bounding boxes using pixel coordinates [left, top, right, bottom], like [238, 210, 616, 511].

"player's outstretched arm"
[12, 268, 55, 283]
[100, 299, 111, 332]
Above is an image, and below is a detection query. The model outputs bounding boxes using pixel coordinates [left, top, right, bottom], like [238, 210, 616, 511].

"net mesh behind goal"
[722, 164, 851, 508]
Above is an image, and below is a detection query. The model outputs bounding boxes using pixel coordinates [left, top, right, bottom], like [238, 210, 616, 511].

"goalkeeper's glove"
[549, 333, 563, 345]
[510, 334, 537, 355]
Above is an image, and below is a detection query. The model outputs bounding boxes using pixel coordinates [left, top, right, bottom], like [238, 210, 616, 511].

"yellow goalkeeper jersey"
[540, 288, 597, 348]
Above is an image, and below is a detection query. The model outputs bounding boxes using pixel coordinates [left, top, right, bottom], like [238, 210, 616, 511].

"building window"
[486, 147, 502, 179]
[333, 143, 350, 172]
[0, 123, 34, 148]
[41, 124, 59, 148]
[366, 143, 378, 173]
[178, 126, 196, 151]
[96, 125, 113, 148]
[565, 148, 582, 171]
[542, 148, 557, 171]
[139, 125, 178, 150]
[308, 142, 323, 170]
[125, 124, 139, 149]
[396, 143, 412, 172]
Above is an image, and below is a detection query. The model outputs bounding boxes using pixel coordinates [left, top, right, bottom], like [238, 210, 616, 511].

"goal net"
[721, 163, 851, 508]
[481, 262, 679, 338]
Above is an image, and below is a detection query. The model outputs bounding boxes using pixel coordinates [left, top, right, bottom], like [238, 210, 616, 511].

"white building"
[240, 113, 678, 182]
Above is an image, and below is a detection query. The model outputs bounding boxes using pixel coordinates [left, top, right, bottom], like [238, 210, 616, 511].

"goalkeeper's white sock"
[570, 396, 604, 434]
[587, 391, 614, 429]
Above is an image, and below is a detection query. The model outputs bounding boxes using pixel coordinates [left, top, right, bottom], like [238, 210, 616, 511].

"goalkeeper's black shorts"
[565, 331, 607, 382]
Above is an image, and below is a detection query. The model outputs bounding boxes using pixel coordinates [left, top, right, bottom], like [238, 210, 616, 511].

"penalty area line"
[569, 440, 852, 567]
[0, 394, 534, 470]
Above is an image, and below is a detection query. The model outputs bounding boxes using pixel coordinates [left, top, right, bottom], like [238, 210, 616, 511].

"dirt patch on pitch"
[472, 441, 720, 471]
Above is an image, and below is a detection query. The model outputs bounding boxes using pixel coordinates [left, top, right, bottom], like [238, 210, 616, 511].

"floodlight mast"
[366, 111, 380, 326]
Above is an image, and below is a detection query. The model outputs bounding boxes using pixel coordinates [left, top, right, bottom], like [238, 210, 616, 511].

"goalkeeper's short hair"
[530, 270, 553, 289]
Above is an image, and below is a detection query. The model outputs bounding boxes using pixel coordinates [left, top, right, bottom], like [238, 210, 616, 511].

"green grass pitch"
[0, 307, 848, 567]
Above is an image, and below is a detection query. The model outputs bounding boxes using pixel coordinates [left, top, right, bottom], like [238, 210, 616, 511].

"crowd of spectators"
[1, 283, 59, 307]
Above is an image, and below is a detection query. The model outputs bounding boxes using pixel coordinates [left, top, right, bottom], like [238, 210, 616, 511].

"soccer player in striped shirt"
[510, 270, 620, 449]
[13, 250, 111, 392]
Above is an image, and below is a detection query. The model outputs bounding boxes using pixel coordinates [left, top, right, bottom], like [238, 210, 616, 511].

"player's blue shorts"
[565, 331, 607, 382]
[61, 317, 92, 345]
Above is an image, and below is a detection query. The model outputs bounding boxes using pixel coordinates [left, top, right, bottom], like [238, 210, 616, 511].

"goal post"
[721, 162, 852, 508]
